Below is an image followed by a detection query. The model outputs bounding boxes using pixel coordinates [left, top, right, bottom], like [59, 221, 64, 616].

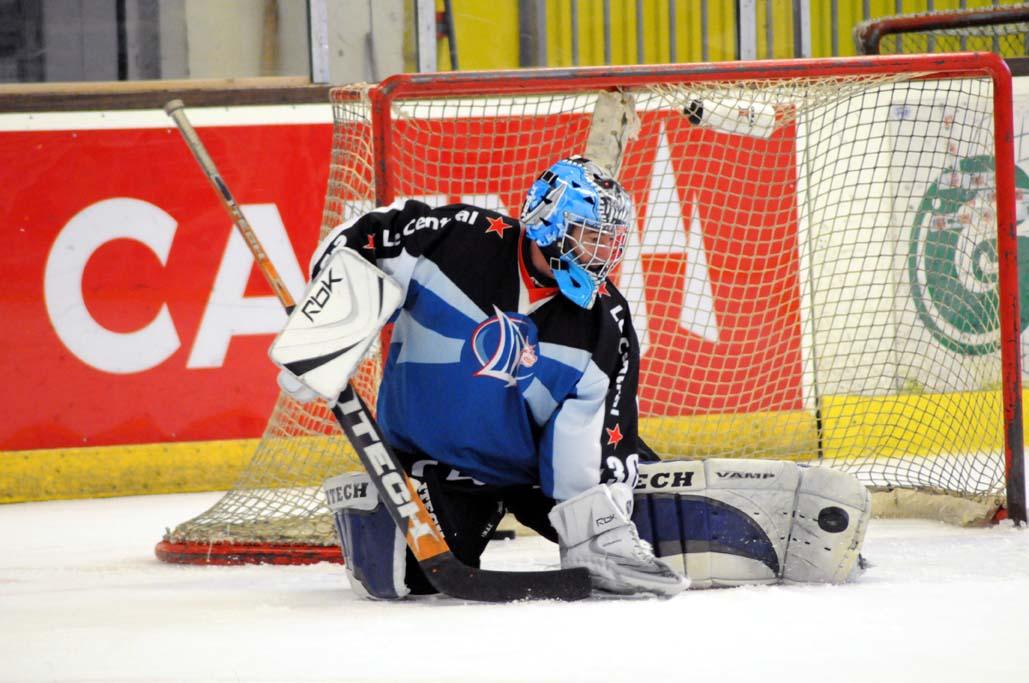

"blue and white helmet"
[520, 156, 633, 309]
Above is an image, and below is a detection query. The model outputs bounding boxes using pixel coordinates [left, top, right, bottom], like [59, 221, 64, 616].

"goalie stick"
[163, 99, 591, 602]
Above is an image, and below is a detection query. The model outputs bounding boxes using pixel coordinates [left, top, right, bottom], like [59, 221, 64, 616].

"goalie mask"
[521, 156, 633, 309]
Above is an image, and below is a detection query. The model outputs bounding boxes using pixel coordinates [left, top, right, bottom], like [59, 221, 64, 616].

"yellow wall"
[550, 0, 738, 66]
[432, 0, 1029, 71]
[437, 0, 521, 70]
[441, 0, 739, 68]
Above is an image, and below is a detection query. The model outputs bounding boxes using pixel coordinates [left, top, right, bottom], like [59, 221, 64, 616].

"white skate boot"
[549, 483, 688, 597]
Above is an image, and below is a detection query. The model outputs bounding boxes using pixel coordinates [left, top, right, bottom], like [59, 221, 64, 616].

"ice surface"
[1, 492, 1027, 683]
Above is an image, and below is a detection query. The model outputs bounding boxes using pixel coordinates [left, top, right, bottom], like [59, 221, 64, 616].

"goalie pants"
[395, 450, 559, 595]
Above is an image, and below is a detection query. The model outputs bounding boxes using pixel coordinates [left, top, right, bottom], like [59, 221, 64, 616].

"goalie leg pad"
[323, 472, 409, 600]
[632, 459, 871, 588]
[782, 466, 871, 584]
[632, 459, 796, 589]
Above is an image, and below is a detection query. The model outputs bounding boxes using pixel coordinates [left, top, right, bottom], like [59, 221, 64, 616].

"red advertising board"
[1, 120, 331, 451]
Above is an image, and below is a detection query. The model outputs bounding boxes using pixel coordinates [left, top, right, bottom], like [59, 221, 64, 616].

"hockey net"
[157, 54, 1024, 564]
[855, 3, 1029, 56]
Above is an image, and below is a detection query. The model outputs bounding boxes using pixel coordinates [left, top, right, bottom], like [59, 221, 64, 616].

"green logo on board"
[908, 155, 1029, 356]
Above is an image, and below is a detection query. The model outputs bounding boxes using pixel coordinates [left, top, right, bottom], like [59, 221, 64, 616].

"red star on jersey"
[606, 424, 624, 447]
[362, 234, 375, 251]
[485, 216, 510, 238]
[597, 282, 610, 297]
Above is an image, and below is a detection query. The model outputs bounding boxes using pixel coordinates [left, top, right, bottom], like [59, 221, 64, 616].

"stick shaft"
[164, 99, 296, 311]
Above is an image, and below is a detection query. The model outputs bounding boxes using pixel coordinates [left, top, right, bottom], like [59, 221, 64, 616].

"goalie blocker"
[632, 459, 871, 588]
[269, 247, 404, 402]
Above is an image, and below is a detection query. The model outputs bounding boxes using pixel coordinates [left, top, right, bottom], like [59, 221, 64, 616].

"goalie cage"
[855, 3, 1029, 57]
[156, 53, 1027, 566]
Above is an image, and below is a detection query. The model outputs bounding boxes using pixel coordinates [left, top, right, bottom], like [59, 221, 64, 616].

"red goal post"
[157, 53, 1025, 566]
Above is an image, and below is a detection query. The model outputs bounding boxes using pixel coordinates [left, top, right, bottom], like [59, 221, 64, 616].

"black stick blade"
[422, 553, 592, 602]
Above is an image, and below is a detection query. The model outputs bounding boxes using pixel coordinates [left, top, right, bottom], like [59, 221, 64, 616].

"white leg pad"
[632, 459, 871, 588]
[782, 466, 871, 584]
[634, 459, 797, 588]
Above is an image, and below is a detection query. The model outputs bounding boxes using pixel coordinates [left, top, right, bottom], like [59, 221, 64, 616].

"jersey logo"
[485, 215, 511, 238]
[470, 307, 538, 386]
[605, 423, 624, 446]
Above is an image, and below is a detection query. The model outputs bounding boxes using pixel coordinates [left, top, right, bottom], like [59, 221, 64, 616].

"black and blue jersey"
[311, 200, 642, 501]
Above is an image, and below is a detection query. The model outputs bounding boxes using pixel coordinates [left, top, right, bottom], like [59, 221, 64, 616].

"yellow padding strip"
[641, 410, 820, 460]
[642, 388, 1011, 461]
[0, 439, 258, 504]
[821, 390, 1005, 459]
